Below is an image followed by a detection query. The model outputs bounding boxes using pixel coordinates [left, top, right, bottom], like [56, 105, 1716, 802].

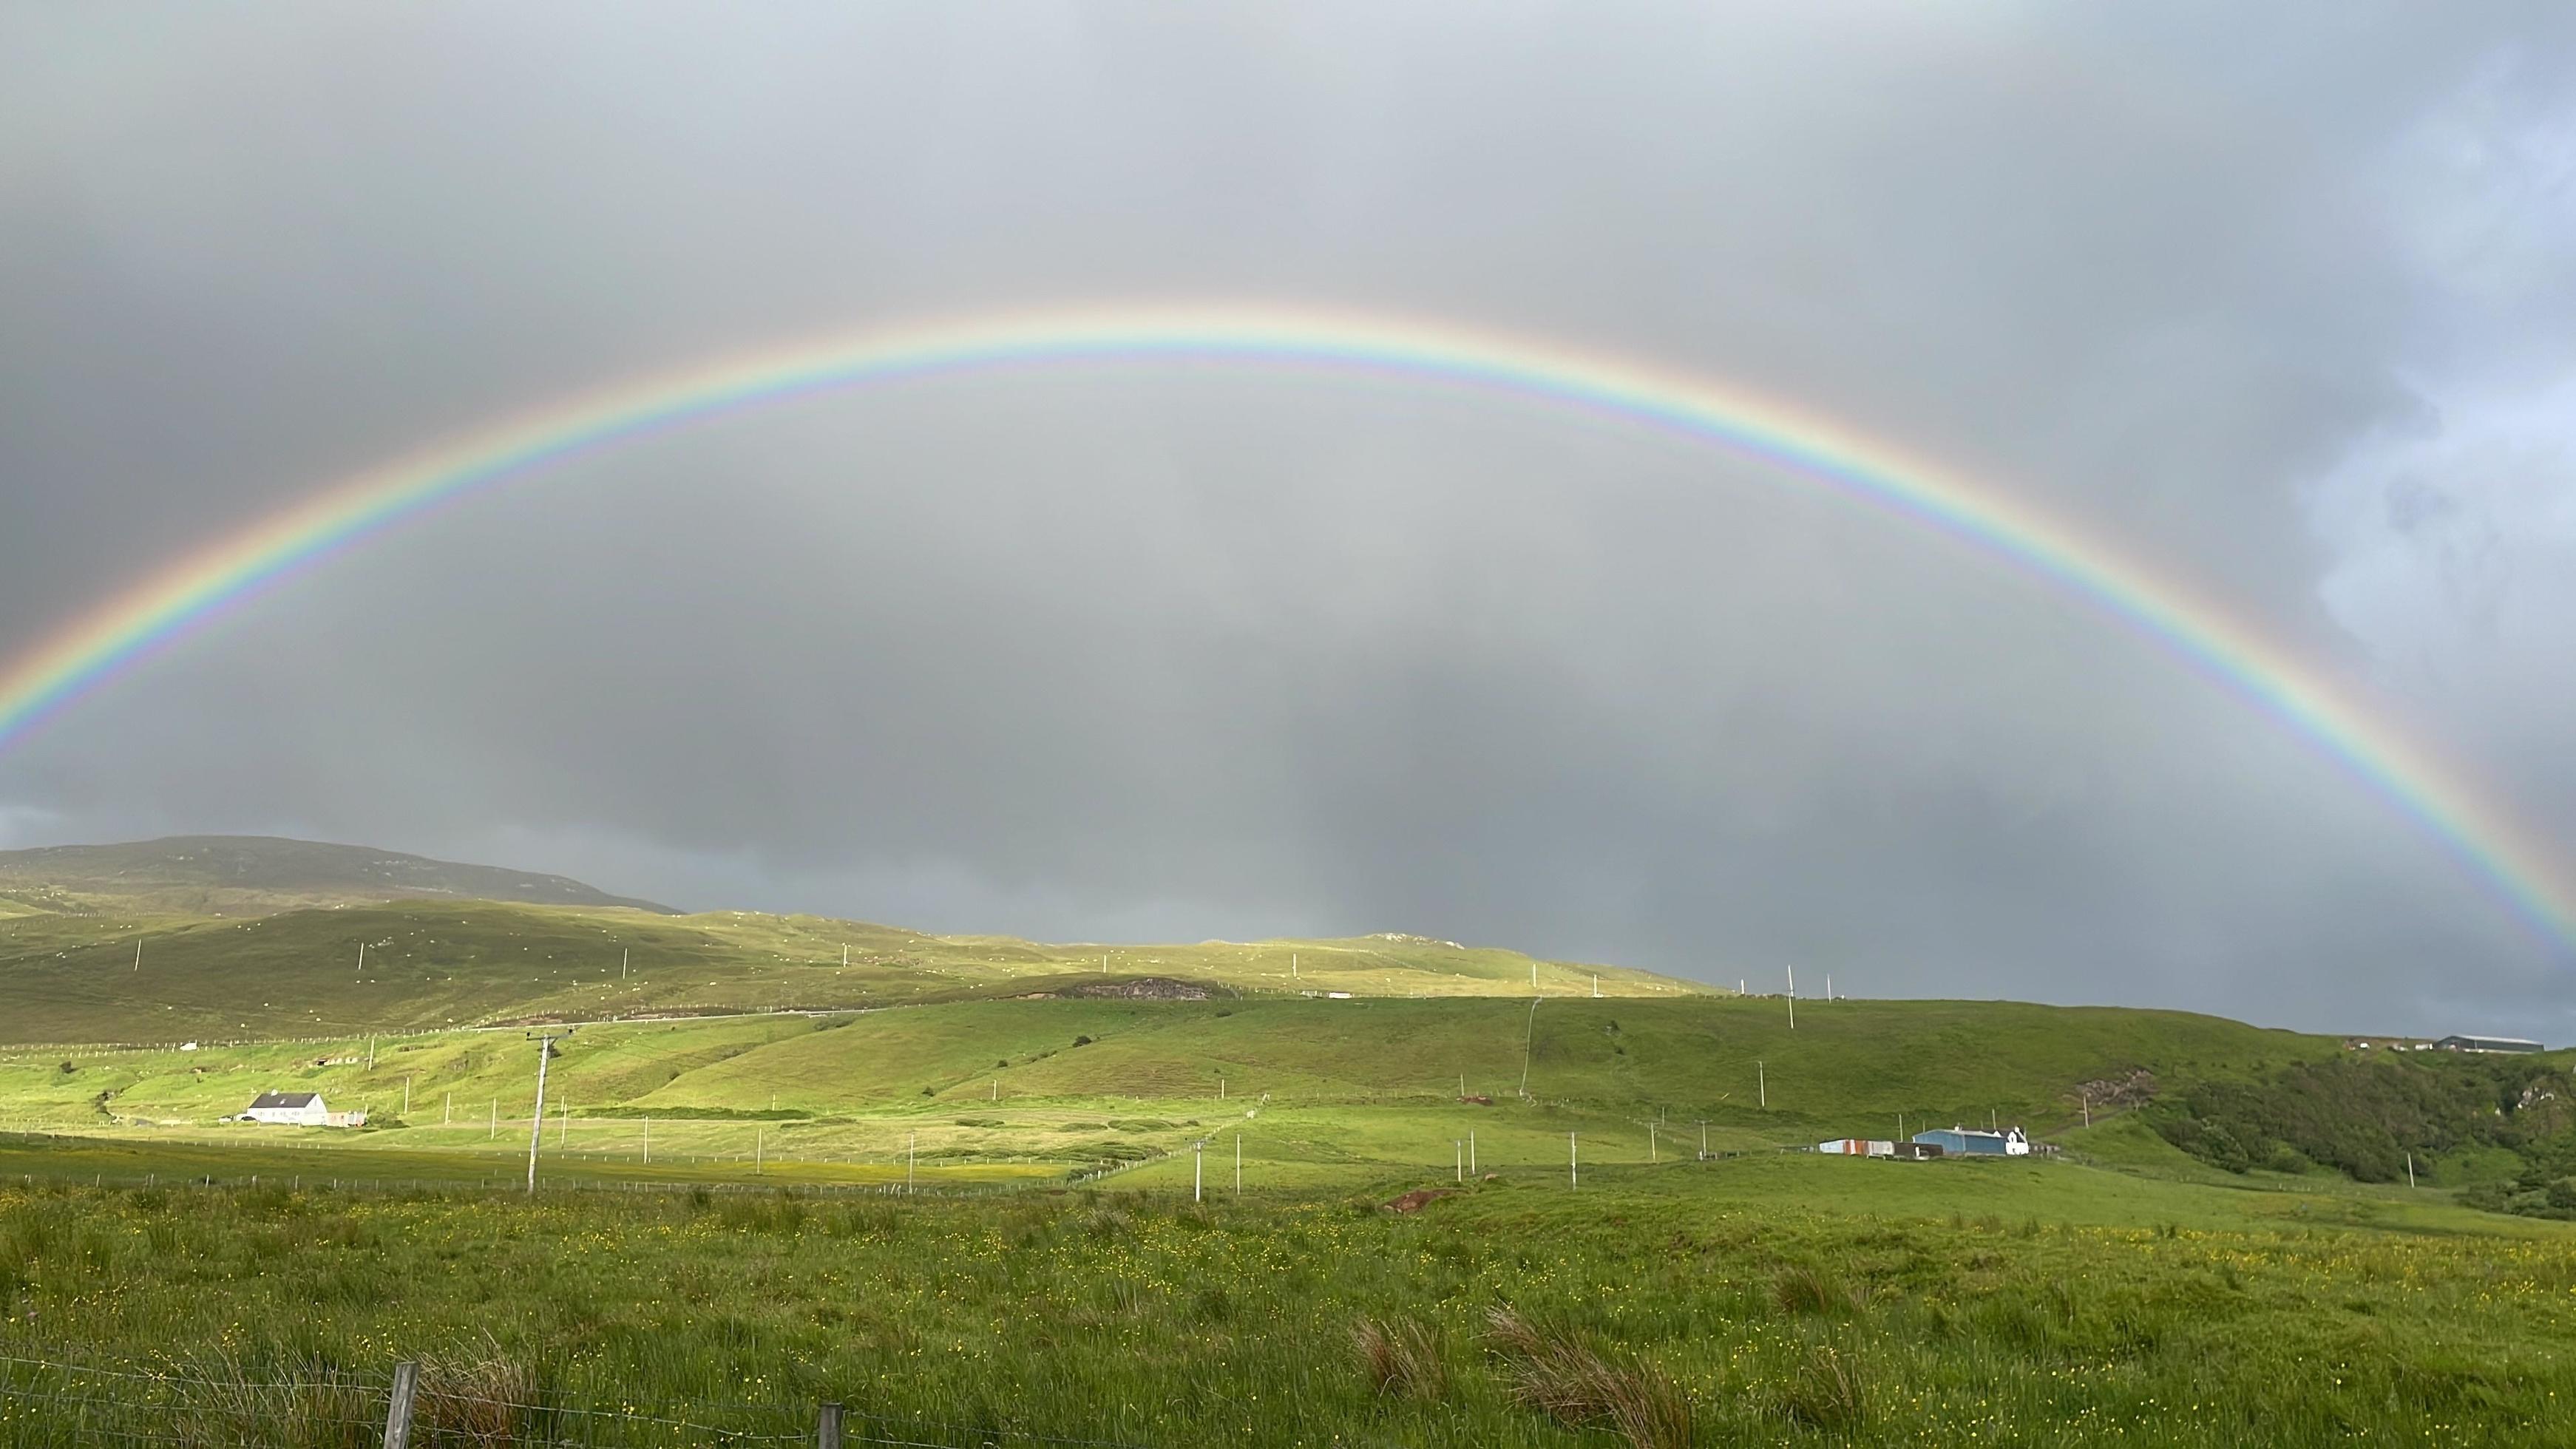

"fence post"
[817, 1400, 844, 1449]
[383, 1360, 420, 1449]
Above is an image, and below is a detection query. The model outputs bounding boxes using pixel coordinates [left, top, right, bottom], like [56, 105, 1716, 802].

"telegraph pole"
[1786, 966, 1795, 1030]
[1758, 1059, 1766, 1109]
[523, 1028, 573, 1195]
[1520, 998, 1541, 1099]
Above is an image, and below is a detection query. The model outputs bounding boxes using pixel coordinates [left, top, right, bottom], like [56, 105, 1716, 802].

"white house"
[243, 1090, 329, 1126]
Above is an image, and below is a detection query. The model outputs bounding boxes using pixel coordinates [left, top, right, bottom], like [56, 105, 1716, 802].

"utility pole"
[133, 940, 142, 972]
[1569, 1131, 1578, 1190]
[1758, 1059, 1766, 1109]
[489, 1098, 496, 1141]
[1519, 998, 1542, 1099]
[1193, 1140, 1205, 1203]
[1649, 1121, 1658, 1164]
[1235, 1133, 1241, 1195]
[1291, 952, 1298, 980]
[642, 1119, 649, 1166]
[1469, 1131, 1476, 1174]
[1826, 973, 1832, 1001]
[1592, 974, 1600, 998]
[402, 1076, 411, 1116]
[443, 1092, 450, 1127]
[523, 1028, 572, 1195]
[1454, 1140, 1463, 1183]
[2407, 1152, 2416, 1188]
[358, 942, 366, 980]
[1698, 1119, 1707, 1160]
[754, 1127, 763, 1175]
[1786, 966, 1795, 1030]
[621, 949, 628, 980]
[841, 943, 848, 968]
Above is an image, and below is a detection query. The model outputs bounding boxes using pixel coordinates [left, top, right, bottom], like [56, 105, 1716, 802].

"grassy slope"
[0, 996, 2337, 1190]
[0, 897, 1704, 1044]
[0, 835, 672, 915]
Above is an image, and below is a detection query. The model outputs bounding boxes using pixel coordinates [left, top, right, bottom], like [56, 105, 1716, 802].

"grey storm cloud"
[4, 3, 2575, 1036]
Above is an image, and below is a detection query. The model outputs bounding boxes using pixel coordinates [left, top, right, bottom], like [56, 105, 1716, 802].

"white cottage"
[243, 1090, 329, 1125]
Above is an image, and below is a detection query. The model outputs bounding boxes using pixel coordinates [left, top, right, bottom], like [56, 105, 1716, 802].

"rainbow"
[1, 302, 2567, 952]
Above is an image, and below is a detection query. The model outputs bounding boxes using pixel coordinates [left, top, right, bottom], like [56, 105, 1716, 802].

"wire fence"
[0, 1354, 1155, 1448]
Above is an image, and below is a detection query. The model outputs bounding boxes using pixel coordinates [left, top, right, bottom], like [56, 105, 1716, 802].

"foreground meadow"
[1, 1154, 2570, 1447]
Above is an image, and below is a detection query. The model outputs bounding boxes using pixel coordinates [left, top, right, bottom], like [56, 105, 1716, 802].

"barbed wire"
[0, 1352, 1164, 1449]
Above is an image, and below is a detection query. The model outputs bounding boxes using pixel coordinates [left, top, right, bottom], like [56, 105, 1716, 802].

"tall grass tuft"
[1772, 1263, 1862, 1316]
[418, 1344, 536, 1445]
[1484, 1304, 1689, 1449]
[1352, 1314, 1446, 1401]
[1780, 1340, 1867, 1433]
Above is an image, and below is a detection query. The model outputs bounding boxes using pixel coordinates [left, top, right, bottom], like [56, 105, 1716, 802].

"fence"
[0, 1354, 1150, 1448]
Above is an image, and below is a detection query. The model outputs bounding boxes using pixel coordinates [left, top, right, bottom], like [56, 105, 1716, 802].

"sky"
[4, 3, 2575, 1036]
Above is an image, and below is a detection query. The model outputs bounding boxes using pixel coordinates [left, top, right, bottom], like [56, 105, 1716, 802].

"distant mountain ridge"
[0, 835, 675, 915]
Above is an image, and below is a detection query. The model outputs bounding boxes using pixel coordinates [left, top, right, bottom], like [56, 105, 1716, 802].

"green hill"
[0, 835, 673, 916]
[0, 895, 1704, 1045]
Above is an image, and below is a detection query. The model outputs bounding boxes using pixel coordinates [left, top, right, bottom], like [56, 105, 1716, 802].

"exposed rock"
[1062, 977, 1220, 1001]
[2074, 1068, 2157, 1108]
[1381, 1189, 1454, 1214]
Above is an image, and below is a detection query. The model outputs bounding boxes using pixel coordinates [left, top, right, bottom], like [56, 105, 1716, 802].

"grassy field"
[4, 847, 2569, 1442]
[0, 1152, 2569, 1447]
[0, 996, 2342, 1190]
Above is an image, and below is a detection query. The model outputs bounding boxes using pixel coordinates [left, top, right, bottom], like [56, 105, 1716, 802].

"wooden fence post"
[383, 1360, 420, 1449]
[817, 1400, 844, 1449]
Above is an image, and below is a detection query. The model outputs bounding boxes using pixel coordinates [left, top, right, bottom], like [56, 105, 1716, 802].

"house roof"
[247, 1091, 322, 1110]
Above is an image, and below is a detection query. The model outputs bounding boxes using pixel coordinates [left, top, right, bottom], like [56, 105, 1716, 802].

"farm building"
[1816, 1138, 1896, 1157]
[1913, 1125, 2029, 1157]
[1890, 1141, 1943, 1160]
[241, 1092, 367, 1127]
[243, 1091, 328, 1125]
[2434, 1035, 2544, 1054]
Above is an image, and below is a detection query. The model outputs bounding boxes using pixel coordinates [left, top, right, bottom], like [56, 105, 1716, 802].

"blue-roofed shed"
[1913, 1125, 2029, 1157]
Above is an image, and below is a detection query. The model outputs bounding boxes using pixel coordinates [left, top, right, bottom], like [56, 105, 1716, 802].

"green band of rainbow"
[2, 302, 2566, 953]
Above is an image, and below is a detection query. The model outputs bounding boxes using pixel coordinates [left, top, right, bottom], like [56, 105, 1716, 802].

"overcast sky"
[5, 3, 2575, 1036]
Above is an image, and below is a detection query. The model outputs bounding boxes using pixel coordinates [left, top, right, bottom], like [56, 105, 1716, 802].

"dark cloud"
[4, 3, 2574, 1036]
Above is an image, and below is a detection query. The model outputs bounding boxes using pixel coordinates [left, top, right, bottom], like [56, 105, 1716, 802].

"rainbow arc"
[0, 303, 2565, 952]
